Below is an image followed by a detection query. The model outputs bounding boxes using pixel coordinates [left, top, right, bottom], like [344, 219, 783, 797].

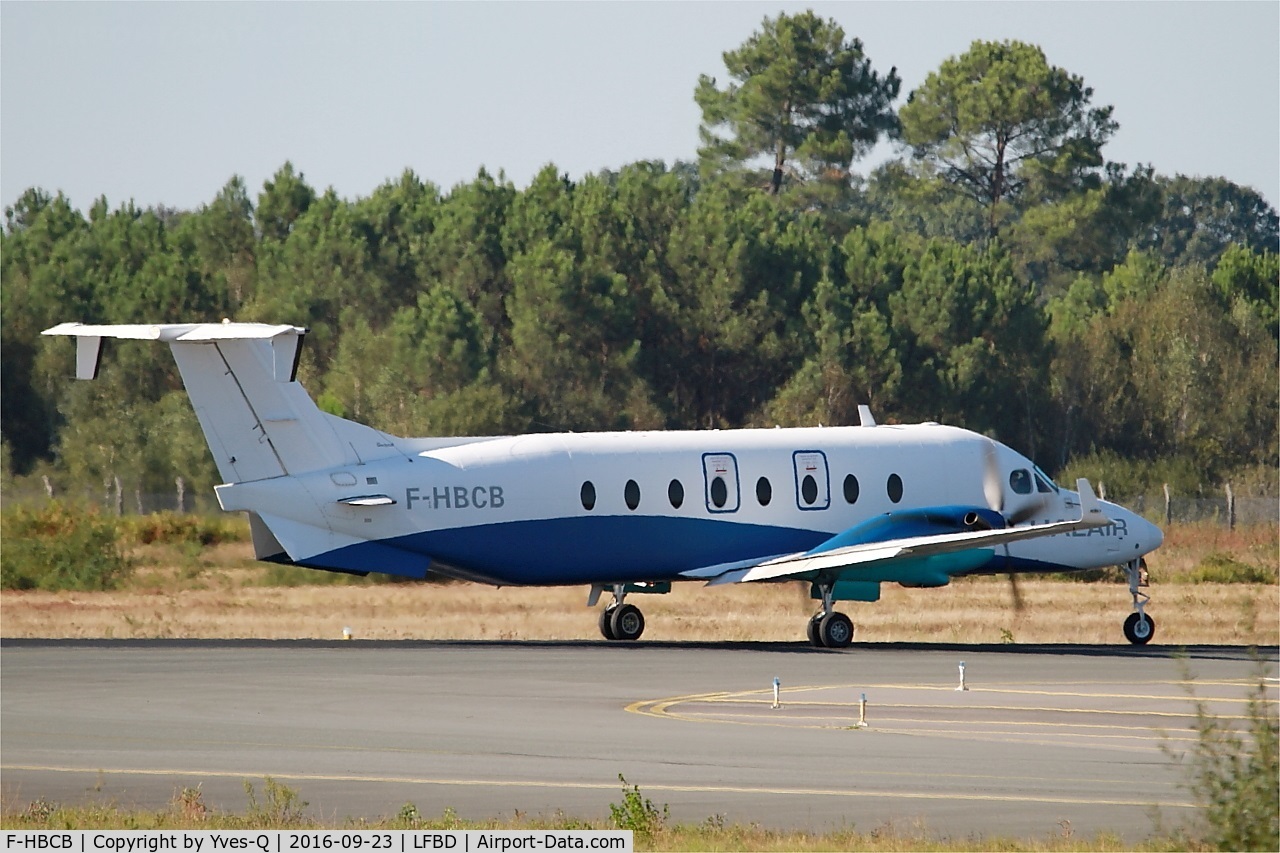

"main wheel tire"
[598, 606, 617, 640]
[819, 612, 855, 649]
[1123, 611, 1155, 645]
[610, 603, 645, 641]
[806, 614, 824, 647]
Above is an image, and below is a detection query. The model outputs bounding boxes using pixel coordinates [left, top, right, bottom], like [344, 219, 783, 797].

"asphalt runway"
[2, 640, 1276, 842]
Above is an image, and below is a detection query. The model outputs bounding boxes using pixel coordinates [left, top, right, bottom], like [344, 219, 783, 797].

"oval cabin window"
[580, 481, 596, 511]
[668, 479, 684, 508]
[801, 474, 819, 505]
[887, 473, 903, 504]
[756, 477, 772, 506]
[710, 476, 728, 509]
[843, 474, 859, 504]
[624, 479, 641, 510]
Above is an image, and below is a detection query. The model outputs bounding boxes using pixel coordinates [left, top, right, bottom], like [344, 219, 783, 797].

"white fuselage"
[215, 423, 1162, 585]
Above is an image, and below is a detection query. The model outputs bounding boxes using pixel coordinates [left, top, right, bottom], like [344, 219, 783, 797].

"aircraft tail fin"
[43, 322, 399, 483]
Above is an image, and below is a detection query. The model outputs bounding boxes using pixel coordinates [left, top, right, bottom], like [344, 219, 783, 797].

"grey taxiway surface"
[2, 640, 1276, 840]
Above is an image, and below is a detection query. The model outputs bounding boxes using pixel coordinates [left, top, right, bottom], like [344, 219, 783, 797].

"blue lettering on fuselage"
[406, 486, 505, 510]
[1054, 518, 1128, 537]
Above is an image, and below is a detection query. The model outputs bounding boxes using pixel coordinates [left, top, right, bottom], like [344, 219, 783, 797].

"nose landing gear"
[1122, 558, 1155, 645]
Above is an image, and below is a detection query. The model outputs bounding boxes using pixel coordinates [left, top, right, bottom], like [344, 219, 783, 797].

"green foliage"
[1139, 175, 1279, 268]
[608, 774, 668, 841]
[1185, 553, 1276, 585]
[900, 39, 1116, 232]
[118, 512, 247, 547]
[243, 777, 309, 828]
[3, 24, 1278, 505]
[1058, 451, 1211, 500]
[0, 501, 133, 591]
[695, 10, 899, 195]
[1176, 668, 1279, 851]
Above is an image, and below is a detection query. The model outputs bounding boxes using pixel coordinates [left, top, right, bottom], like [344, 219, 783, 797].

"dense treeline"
[2, 13, 1277, 504]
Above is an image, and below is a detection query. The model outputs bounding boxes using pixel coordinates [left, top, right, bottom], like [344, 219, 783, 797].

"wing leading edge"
[683, 478, 1111, 586]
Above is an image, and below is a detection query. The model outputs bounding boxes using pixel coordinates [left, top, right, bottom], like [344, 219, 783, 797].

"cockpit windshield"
[1032, 465, 1058, 493]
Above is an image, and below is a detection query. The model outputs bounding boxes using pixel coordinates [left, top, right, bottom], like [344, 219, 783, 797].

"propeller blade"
[1005, 495, 1052, 525]
[982, 440, 1004, 513]
[1007, 573, 1024, 612]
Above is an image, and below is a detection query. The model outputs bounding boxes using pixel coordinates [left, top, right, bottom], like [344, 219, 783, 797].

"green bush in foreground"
[0, 501, 132, 591]
[1175, 666, 1279, 851]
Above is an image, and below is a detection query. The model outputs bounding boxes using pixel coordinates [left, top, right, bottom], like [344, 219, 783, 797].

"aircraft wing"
[683, 478, 1111, 586]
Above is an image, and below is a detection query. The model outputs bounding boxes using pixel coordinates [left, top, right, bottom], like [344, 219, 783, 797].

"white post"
[771, 677, 781, 710]
[858, 692, 868, 727]
[956, 661, 968, 691]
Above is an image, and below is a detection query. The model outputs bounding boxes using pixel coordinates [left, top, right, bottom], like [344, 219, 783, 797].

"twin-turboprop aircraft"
[45, 321, 1164, 647]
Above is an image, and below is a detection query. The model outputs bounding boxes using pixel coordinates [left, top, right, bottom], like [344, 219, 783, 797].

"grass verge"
[0, 775, 1207, 851]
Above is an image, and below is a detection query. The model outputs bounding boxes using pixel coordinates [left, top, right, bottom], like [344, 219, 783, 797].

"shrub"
[1177, 666, 1279, 851]
[120, 512, 247, 546]
[1186, 553, 1277, 584]
[608, 775, 667, 841]
[1, 502, 133, 591]
[243, 777, 309, 828]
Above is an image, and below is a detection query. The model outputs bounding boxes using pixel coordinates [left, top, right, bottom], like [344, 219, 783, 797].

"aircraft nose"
[1135, 512, 1164, 552]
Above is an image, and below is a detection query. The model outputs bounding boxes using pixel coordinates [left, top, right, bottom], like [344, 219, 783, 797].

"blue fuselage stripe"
[316, 515, 829, 585]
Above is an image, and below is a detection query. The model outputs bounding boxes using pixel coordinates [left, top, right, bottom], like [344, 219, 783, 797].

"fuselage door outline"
[702, 452, 740, 514]
[793, 450, 830, 511]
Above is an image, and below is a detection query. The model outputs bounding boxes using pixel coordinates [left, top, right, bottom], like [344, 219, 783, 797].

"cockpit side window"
[1032, 465, 1058, 493]
[1009, 469, 1032, 495]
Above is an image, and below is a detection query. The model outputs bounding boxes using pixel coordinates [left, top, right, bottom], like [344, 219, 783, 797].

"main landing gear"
[592, 584, 646, 641]
[807, 583, 855, 648]
[1122, 557, 1155, 645]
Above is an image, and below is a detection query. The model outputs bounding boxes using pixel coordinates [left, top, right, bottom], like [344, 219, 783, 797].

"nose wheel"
[1122, 558, 1154, 645]
[1123, 611, 1155, 644]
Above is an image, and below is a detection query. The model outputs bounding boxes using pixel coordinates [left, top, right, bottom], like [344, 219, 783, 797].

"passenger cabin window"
[710, 476, 728, 509]
[801, 474, 818, 505]
[668, 479, 684, 508]
[624, 479, 641, 510]
[1009, 469, 1033, 495]
[887, 473, 903, 503]
[756, 477, 772, 506]
[580, 481, 596, 511]
[843, 474, 859, 504]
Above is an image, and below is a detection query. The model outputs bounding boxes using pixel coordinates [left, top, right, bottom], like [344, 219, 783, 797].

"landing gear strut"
[1122, 558, 1155, 645]
[807, 583, 855, 648]
[593, 584, 645, 641]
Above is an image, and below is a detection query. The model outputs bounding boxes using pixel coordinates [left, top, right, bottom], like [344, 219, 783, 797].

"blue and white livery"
[44, 321, 1164, 646]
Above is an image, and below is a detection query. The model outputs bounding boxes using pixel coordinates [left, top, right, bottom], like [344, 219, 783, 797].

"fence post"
[176, 476, 186, 513]
[1163, 483, 1171, 526]
[1225, 482, 1235, 531]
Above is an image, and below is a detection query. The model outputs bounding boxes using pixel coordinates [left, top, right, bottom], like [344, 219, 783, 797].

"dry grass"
[1, 550, 1275, 646]
[2, 522, 1275, 644]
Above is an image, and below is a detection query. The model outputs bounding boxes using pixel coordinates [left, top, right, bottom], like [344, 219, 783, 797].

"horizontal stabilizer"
[43, 321, 402, 482]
